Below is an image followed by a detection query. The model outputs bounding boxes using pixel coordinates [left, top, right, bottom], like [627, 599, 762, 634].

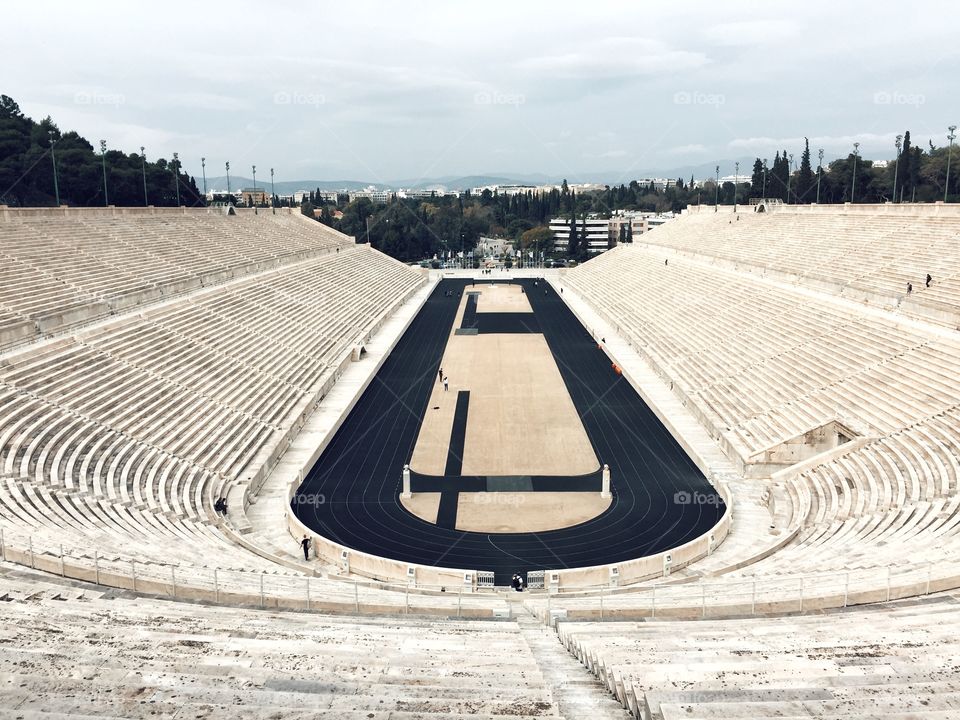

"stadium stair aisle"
[517, 614, 632, 719]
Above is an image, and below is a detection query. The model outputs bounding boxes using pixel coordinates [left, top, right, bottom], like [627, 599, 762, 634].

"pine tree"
[797, 138, 813, 202]
[900, 131, 914, 202]
[750, 159, 764, 197]
[566, 212, 578, 257]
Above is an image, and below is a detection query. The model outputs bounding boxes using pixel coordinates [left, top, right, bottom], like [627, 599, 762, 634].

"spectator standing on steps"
[926, 273, 933, 288]
[300, 534, 311, 561]
[438, 366, 443, 383]
[443, 376, 449, 392]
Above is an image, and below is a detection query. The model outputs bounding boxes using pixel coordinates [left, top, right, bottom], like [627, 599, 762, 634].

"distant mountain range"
[198, 160, 760, 194]
[201, 176, 375, 194]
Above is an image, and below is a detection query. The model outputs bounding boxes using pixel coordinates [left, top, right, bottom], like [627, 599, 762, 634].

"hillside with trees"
[0, 95, 202, 207]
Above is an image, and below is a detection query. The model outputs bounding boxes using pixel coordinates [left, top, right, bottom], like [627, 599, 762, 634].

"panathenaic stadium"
[2, 201, 960, 718]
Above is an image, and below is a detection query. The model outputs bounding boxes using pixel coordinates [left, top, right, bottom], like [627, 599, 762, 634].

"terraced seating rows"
[561, 209, 960, 612]
[730, 406, 960, 578]
[635, 206, 960, 324]
[0, 213, 426, 611]
[0, 569, 556, 718]
[558, 593, 960, 718]
[0, 208, 351, 350]
[567, 244, 960, 462]
[0, 246, 422, 522]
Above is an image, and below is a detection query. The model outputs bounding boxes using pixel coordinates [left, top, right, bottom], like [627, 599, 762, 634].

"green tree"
[750, 159, 764, 198]
[797, 138, 813, 202]
[519, 225, 553, 251]
[566, 213, 578, 257]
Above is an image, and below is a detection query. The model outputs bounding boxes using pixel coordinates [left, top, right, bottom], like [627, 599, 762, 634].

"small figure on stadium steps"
[300, 534, 311, 561]
[926, 273, 933, 288]
[665, 258, 668, 266]
[443, 376, 449, 392]
[511, 573, 525, 592]
[438, 366, 443, 383]
[907, 282, 913, 294]
[214, 497, 228, 515]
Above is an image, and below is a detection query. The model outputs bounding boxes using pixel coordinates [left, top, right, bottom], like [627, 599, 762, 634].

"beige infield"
[403, 283, 609, 533]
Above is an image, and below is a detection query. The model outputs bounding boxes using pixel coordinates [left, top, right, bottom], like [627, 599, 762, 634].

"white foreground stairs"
[518, 614, 632, 719]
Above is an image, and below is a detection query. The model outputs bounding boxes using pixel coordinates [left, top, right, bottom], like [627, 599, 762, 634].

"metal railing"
[531, 560, 960, 623]
[3, 525, 958, 626]
[0, 526, 507, 618]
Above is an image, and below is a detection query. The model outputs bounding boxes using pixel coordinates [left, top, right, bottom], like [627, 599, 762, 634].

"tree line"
[1, 95, 955, 262]
[310, 133, 956, 262]
[0, 95, 203, 207]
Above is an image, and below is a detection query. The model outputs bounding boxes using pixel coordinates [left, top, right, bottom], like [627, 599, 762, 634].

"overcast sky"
[3, 1, 958, 184]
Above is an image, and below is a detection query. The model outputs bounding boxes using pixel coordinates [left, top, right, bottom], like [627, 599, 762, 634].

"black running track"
[292, 278, 724, 584]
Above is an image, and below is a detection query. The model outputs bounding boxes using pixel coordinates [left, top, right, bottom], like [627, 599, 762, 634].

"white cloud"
[2, 0, 955, 179]
[702, 19, 800, 46]
[667, 144, 708, 155]
[728, 133, 898, 154]
[516, 36, 709, 79]
[20, 102, 181, 153]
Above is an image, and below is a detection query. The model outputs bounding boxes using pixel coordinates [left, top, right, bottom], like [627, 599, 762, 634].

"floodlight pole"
[140, 146, 148, 206]
[733, 161, 739, 213]
[892, 136, 902, 204]
[851, 142, 860, 202]
[172, 152, 180, 206]
[49, 131, 60, 206]
[787, 153, 794, 204]
[816, 149, 824, 204]
[201, 157, 207, 198]
[225, 161, 231, 200]
[714, 165, 719, 211]
[270, 168, 276, 213]
[252, 165, 257, 207]
[762, 159, 767, 200]
[100, 139, 109, 206]
[946, 125, 957, 203]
